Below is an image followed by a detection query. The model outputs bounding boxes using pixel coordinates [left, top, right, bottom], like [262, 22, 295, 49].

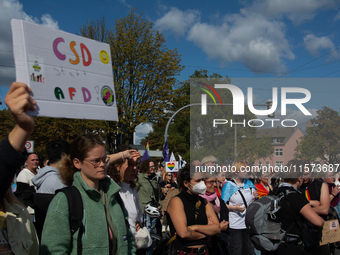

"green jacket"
[136, 173, 162, 212]
[41, 172, 135, 255]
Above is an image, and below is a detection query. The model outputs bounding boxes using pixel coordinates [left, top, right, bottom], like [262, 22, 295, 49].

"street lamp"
[234, 125, 246, 158]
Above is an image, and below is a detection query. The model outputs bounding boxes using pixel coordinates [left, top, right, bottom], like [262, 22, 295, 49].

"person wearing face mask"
[221, 161, 257, 255]
[167, 165, 220, 255]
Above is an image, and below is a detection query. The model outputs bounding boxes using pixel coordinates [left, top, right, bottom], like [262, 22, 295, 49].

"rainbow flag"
[141, 141, 150, 162]
[305, 189, 311, 201]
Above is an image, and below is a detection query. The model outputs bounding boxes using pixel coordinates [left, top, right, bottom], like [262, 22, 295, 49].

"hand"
[170, 187, 175, 190]
[331, 186, 340, 197]
[5, 82, 36, 131]
[253, 190, 259, 200]
[309, 200, 320, 207]
[234, 204, 246, 212]
[135, 221, 141, 232]
[123, 149, 140, 161]
[220, 220, 229, 231]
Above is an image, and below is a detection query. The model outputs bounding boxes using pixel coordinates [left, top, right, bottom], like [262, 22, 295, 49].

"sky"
[1, 0, 340, 144]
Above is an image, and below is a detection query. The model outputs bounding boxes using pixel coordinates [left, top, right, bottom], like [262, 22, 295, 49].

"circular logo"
[101, 86, 114, 106]
[99, 50, 109, 64]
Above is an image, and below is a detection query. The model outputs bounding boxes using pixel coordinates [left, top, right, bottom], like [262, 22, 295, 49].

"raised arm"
[0, 82, 36, 200]
[6, 82, 36, 152]
[108, 150, 140, 164]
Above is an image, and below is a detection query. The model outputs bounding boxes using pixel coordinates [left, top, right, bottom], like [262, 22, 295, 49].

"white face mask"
[189, 181, 207, 195]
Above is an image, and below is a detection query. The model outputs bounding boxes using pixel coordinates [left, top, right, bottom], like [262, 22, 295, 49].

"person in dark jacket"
[1, 82, 36, 202]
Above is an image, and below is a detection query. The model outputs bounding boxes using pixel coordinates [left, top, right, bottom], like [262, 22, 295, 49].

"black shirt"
[279, 187, 309, 236]
[160, 180, 178, 189]
[167, 191, 208, 248]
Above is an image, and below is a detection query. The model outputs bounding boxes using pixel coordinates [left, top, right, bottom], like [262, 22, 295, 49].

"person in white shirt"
[107, 146, 148, 254]
[16, 153, 39, 220]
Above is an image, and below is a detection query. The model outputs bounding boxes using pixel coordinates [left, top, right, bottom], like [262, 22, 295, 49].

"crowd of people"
[0, 81, 339, 255]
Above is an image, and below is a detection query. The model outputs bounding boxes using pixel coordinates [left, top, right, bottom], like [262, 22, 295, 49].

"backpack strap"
[114, 193, 130, 228]
[57, 186, 83, 255]
[231, 179, 248, 209]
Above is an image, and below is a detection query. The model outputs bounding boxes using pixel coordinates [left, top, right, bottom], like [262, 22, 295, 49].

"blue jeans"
[145, 214, 157, 234]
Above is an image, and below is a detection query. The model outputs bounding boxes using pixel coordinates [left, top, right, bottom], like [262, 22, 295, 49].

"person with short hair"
[221, 161, 257, 255]
[264, 174, 324, 255]
[136, 159, 162, 235]
[32, 139, 70, 194]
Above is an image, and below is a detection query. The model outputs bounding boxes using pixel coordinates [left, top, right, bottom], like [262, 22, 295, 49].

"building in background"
[255, 126, 304, 169]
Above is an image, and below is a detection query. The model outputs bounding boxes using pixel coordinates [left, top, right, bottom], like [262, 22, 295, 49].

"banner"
[11, 19, 118, 121]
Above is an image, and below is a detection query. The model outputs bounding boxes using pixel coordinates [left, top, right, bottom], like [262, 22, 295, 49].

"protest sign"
[11, 19, 118, 121]
[165, 161, 179, 172]
[320, 220, 340, 245]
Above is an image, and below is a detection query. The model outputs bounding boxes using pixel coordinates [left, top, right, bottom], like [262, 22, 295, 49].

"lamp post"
[234, 124, 246, 159]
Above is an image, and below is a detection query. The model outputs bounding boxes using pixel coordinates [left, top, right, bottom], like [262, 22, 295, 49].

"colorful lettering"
[54, 87, 65, 100]
[53, 38, 66, 61]
[69, 87, 76, 100]
[82, 87, 91, 102]
[80, 43, 92, 66]
[69, 41, 80, 65]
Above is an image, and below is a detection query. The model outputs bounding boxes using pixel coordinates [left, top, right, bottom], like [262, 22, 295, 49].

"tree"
[79, 10, 183, 149]
[295, 106, 340, 164]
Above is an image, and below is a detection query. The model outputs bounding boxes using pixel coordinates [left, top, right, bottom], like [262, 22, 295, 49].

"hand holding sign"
[5, 82, 36, 152]
[5, 82, 36, 132]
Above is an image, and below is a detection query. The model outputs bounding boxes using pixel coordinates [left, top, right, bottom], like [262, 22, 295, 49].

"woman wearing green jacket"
[41, 134, 135, 255]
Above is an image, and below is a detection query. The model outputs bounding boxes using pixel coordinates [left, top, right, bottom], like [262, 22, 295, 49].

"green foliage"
[295, 106, 340, 164]
[0, 109, 15, 140]
[79, 9, 183, 149]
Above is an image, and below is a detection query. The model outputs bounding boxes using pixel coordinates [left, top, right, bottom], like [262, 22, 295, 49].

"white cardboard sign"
[165, 161, 179, 172]
[11, 19, 118, 121]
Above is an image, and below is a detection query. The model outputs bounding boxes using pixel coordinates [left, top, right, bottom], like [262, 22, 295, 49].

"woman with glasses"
[160, 172, 178, 197]
[41, 134, 135, 255]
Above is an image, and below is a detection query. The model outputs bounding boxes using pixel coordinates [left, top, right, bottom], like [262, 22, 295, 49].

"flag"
[178, 154, 187, 169]
[163, 140, 169, 161]
[141, 141, 150, 161]
[170, 152, 176, 162]
[146, 140, 150, 151]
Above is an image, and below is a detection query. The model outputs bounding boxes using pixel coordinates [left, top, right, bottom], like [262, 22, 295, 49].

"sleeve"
[40, 192, 72, 255]
[290, 193, 309, 214]
[0, 135, 28, 201]
[219, 197, 229, 222]
[17, 170, 30, 184]
[160, 181, 166, 188]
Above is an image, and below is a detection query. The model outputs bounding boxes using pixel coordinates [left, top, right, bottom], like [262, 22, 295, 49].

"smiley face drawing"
[101, 86, 114, 106]
[99, 50, 109, 64]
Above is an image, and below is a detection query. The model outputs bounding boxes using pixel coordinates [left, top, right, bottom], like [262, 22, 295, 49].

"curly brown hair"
[106, 145, 137, 188]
